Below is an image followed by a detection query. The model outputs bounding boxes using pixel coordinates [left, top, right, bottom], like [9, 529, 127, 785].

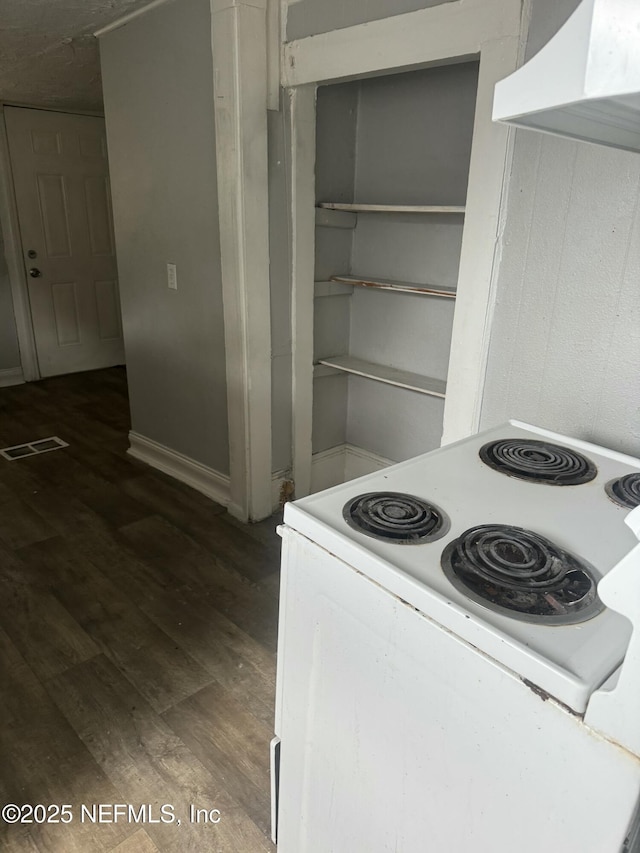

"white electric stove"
[272, 421, 640, 853]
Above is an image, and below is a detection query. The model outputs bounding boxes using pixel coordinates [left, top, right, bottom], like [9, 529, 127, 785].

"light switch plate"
[167, 263, 178, 290]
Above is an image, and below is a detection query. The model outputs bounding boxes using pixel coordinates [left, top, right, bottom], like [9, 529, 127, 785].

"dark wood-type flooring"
[0, 367, 281, 853]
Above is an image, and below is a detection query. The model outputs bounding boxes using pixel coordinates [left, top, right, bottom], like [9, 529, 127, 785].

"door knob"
[29, 268, 42, 278]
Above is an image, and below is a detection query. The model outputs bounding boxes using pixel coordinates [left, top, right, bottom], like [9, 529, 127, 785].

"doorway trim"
[284, 0, 526, 495]
[0, 104, 39, 381]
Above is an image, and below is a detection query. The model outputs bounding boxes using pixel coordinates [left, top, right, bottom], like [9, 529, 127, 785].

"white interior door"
[5, 106, 125, 378]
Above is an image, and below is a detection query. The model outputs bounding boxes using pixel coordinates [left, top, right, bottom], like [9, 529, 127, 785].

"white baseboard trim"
[128, 431, 232, 507]
[129, 431, 291, 515]
[344, 443, 394, 481]
[311, 443, 394, 493]
[0, 367, 25, 388]
[128, 432, 393, 511]
[310, 444, 347, 493]
[129, 431, 393, 512]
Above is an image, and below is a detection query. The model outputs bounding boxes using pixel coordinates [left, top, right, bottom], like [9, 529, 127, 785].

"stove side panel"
[274, 527, 640, 853]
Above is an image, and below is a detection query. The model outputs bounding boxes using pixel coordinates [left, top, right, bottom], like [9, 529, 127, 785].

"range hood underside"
[493, 0, 640, 153]
[508, 93, 640, 153]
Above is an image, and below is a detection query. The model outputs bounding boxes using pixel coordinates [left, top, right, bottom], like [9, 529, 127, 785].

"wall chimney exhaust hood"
[493, 0, 640, 153]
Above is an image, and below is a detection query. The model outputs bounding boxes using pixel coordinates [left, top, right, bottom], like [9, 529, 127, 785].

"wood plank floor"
[0, 368, 280, 853]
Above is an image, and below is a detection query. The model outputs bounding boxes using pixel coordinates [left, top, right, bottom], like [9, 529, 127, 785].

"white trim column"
[212, 0, 273, 521]
[441, 37, 521, 444]
[288, 84, 316, 498]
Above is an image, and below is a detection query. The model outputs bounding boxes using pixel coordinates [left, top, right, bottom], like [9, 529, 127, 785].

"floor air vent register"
[0, 436, 68, 461]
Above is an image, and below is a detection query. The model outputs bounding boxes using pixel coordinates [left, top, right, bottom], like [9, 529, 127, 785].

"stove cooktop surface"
[284, 421, 640, 712]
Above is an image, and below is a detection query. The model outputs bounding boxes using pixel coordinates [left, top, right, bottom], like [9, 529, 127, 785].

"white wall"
[0, 237, 20, 370]
[100, 0, 229, 473]
[351, 64, 477, 208]
[522, 0, 580, 61]
[480, 0, 640, 457]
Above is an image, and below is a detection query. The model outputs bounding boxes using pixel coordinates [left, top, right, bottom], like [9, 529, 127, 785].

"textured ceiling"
[0, 0, 156, 112]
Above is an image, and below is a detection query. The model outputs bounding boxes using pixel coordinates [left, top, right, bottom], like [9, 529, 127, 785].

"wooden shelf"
[315, 355, 446, 399]
[330, 275, 456, 299]
[317, 202, 465, 215]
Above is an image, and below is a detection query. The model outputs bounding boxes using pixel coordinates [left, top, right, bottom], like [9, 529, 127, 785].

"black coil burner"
[605, 472, 640, 509]
[479, 439, 597, 485]
[441, 524, 603, 624]
[343, 492, 449, 544]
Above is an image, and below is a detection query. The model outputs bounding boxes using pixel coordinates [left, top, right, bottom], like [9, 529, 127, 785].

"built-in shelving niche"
[311, 61, 479, 490]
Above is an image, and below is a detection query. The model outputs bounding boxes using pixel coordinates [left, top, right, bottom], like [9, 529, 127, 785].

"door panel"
[37, 174, 72, 257]
[5, 106, 125, 377]
[30, 130, 61, 156]
[51, 282, 80, 346]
